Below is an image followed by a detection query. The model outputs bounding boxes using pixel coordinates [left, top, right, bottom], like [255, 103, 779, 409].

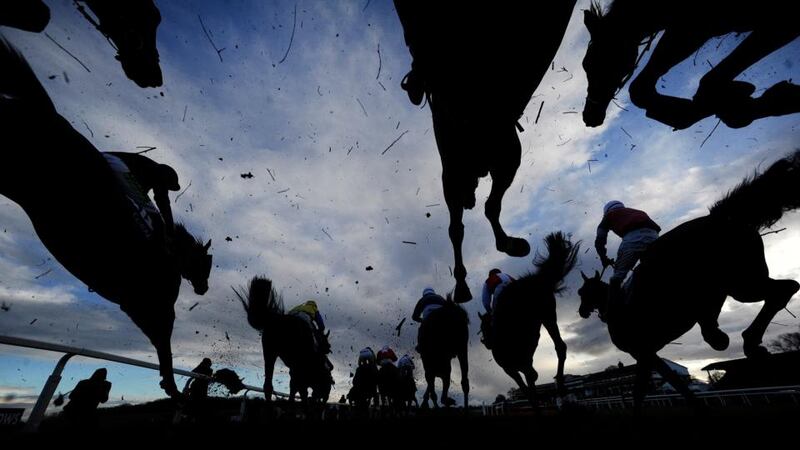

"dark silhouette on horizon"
[479, 232, 579, 407]
[414, 291, 469, 408]
[581, 0, 800, 129]
[0, 36, 213, 398]
[578, 149, 800, 411]
[62, 368, 112, 421]
[237, 276, 333, 406]
[394, 1, 577, 302]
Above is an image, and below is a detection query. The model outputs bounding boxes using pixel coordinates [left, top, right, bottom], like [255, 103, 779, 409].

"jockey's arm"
[314, 310, 325, 331]
[411, 298, 428, 322]
[154, 188, 175, 232]
[481, 283, 492, 313]
[594, 225, 610, 262]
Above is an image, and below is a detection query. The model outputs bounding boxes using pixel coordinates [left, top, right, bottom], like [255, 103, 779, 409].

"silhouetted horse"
[237, 276, 333, 404]
[0, 37, 212, 398]
[416, 297, 469, 408]
[394, 1, 576, 302]
[581, 1, 800, 129]
[377, 362, 400, 407]
[578, 150, 800, 410]
[348, 363, 379, 410]
[0, 1, 162, 87]
[479, 232, 579, 407]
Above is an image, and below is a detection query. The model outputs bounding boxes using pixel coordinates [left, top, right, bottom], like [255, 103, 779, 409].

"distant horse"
[397, 359, 418, 410]
[377, 362, 400, 407]
[237, 276, 333, 404]
[479, 232, 579, 407]
[416, 297, 469, 408]
[578, 150, 800, 410]
[0, 37, 212, 398]
[394, 1, 576, 302]
[348, 363, 379, 410]
[581, 0, 800, 129]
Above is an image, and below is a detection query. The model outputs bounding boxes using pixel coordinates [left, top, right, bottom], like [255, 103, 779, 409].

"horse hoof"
[743, 344, 769, 359]
[498, 237, 530, 258]
[702, 328, 729, 351]
[454, 282, 473, 303]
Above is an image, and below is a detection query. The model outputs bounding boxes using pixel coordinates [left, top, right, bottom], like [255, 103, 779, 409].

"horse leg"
[649, 355, 698, 408]
[521, 367, 539, 410]
[698, 292, 730, 351]
[629, 29, 716, 129]
[632, 355, 652, 414]
[485, 127, 529, 258]
[423, 370, 438, 408]
[543, 320, 567, 395]
[125, 303, 179, 398]
[434, 100, 472, 303]
[740, 278, 799, 357]
[441, 367, 454, 407]
[458, 349, 469, 409]
[444, 180, 471, 302]
[695, 28, 800, 128]
[262, 347, 277, 402]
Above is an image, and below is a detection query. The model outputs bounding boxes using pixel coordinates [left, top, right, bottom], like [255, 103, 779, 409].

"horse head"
[78, 0, 163, 87]
[173, 223, 212, 295]
[577, 270, 608, 319]
[581, 3, 641, 127]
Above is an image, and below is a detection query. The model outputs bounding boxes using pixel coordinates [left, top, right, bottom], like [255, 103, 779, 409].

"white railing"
[484, 385, 800, 415]
[0, 334, 284, 431]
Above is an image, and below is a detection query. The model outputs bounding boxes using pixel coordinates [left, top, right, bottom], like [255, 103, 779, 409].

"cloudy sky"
[1, 0, 799, 412]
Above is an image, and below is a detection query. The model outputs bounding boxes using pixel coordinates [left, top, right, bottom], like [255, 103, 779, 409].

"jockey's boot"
[401, 70, 425, 106]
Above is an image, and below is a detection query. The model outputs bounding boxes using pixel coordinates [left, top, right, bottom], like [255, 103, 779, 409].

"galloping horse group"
[1, 0, 797, 413]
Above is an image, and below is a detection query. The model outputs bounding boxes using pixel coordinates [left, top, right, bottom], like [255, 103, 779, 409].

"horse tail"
[234, 276, 283, 332]
[533, 231, 581, 294]
[0, 34, 55, 113]
[710, 149, 800, 231]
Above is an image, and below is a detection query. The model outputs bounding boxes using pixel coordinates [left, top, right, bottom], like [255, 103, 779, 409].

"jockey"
[289, 300, 326, 353]
[104, 151, 180, 235]
[376, 345, 398, 367]
[482, 268, 514, 314]
[289, 300, 326, 333]
[398, 354, 415, 374]
[358, 347, 376, 366]
[595, 200, 661, 301]
[412, 287, 447, 323]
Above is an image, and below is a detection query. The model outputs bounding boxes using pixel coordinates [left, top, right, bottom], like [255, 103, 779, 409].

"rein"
[615, 32, 659, 96]
[74, 1, 119, 53]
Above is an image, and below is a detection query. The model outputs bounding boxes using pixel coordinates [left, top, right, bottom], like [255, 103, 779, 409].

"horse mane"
[174, 222, 205, 253]
[234, 276, 284, 331]
[588, 0, 605, 19]
[518, 231, 581, 295]
[710, 149, 800, 230]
